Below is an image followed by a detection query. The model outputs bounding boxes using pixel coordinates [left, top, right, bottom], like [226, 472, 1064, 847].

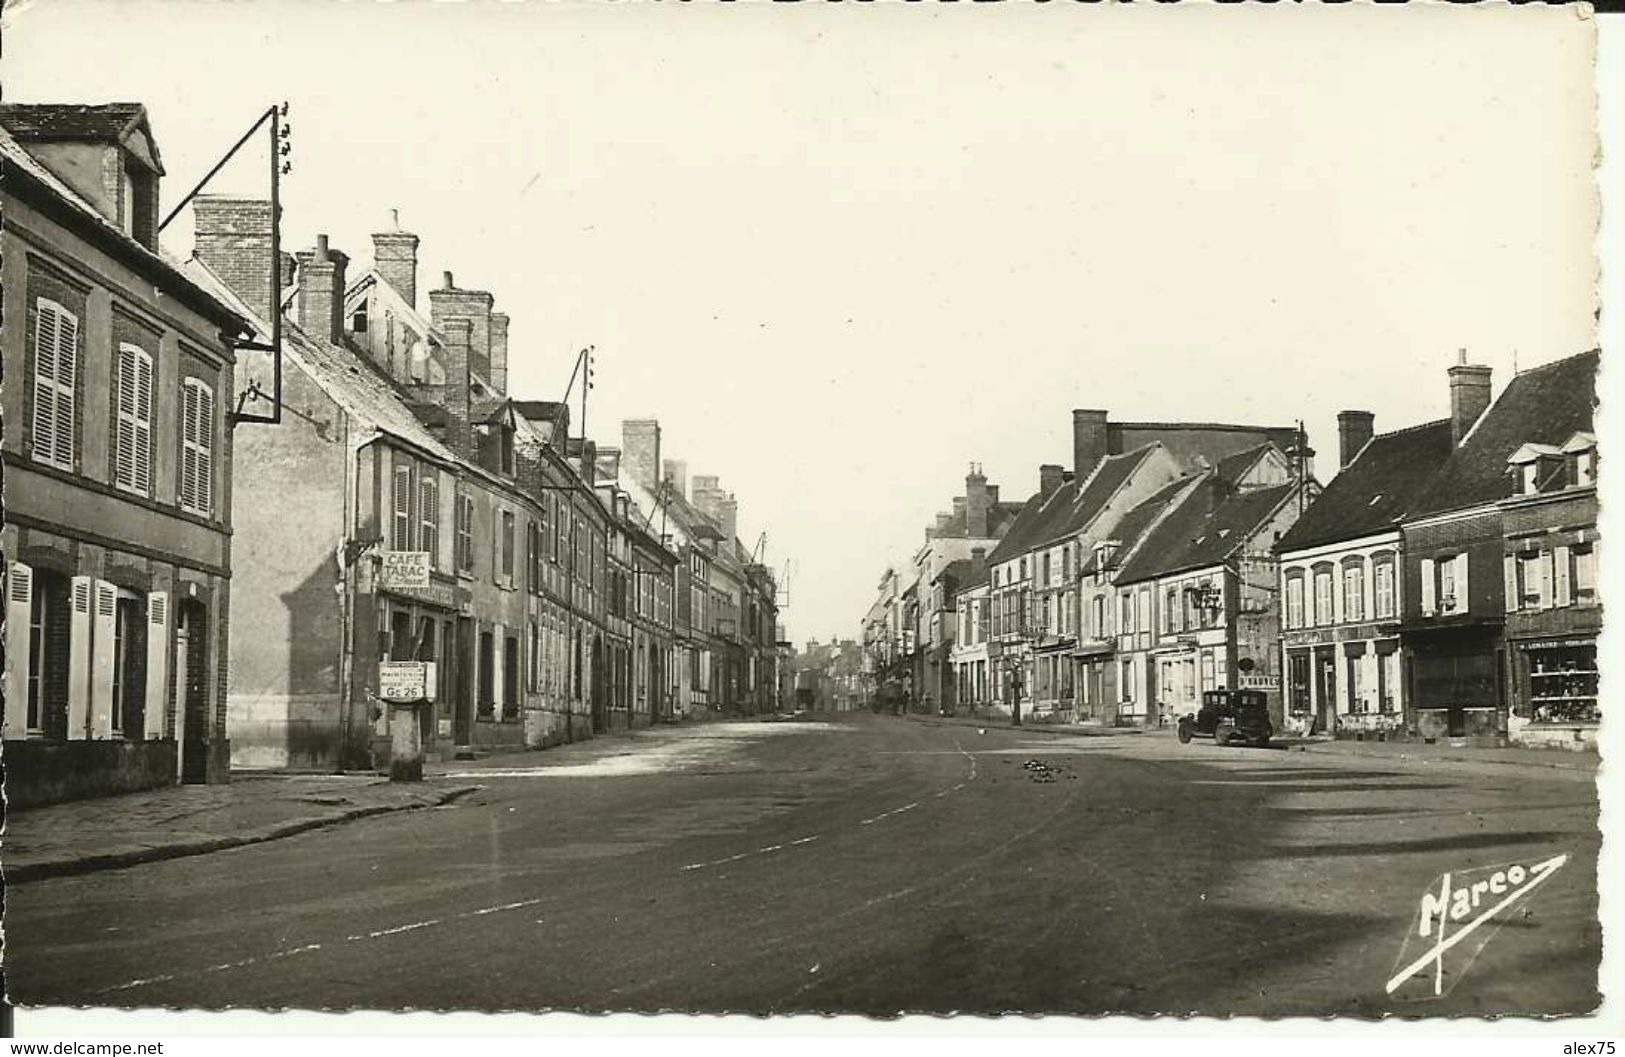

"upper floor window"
[499, 510, 516, 583]
[1373, 558, 1396, 620]
[420, 474, 440, 567]
[392, 464, 414, 551]
[1284, 573, 1305, 629]
[455, 493, 475, 573]
[113, 342, 154, 496]
[1342, 561, 1365, 623]
[1312, 568, 1333, 626]
[1163, 586, 1180, 635]
[1573, 544, 1598, 604]
[179, 378, 215, 518]
[1421, 553, 1468, 616]
[31, 297, 80, 473]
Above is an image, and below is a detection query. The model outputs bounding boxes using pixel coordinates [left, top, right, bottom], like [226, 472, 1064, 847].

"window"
[1182, 658, 1196, 700]
[1121, 659, 1134, 703]
[113, 343, 154, 495]
[391, 464, 414, 552]
[1285, 573, 1305, 629]
[420, 475, 440, 567]
[456, 493, 475, 573]
[500, 510, 516, 583]
[1347, 654, 1366, 713]
[1200, 651, 1216, 692]
[352, 303, 369, 333]
[1571, 450, 1595, 488]
[1373, 559, 1395, 620]
[1163, 587, 1178, 635]
[1342, 562, 1365, 623]
[1439, 553, 1467, 614]
[1312, 569, 1333, 626]
[1019, 557, 1027, 580]
[1517, 550, 1547, 610]
[31, 297, 79, 472]
[1573, 544, 1597, 604]
[179, 378, 215, 517]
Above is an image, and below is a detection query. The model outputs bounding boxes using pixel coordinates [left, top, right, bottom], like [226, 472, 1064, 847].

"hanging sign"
[379, 551, 431, 589]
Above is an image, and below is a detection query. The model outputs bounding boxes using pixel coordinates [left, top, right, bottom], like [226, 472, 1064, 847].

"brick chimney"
[965, 463, 991, 538]
[488, 312, 509, 398]
[192, 195, 275, 322]
[441, 318, 473, 454]
[428, 271, 494, 384]
[662, 458, 688, 500]
[1072, 409, 1110, 481]
[372, 213, 420, 308]
[622, 419, 662, 493]
[1337, 410, 1375, 469]
[1448, 349, 1493, 448]
[294, 234, 349, 344]
[1039, 463, 1065, 498]
[715, 495, 738, 542]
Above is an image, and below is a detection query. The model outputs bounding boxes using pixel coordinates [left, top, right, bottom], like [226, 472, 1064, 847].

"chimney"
[441, 318, 473, 454]
[935, 512, 953, 536]
[577, 439, 598, 490]
[294, 234, 349, 344]
[965, 463, 991, 538]
[1336, 410, 1375, 469]
[1448, 350, 1493, 447]
[488, 312, 510, 398]
[279, 252, 296, 292]
[622, 419, 662, 493]
[428, 271, 494, 384]
[1072, 409, 1110, 481]
[1039, 463, 1065, 498]
[371, 215, 420, 308]
[596, 446, 622, 484]
[662, 458, 688, 500]
[192, 195, 275, 322]
[951, 496, 967, 526]
[715, 495, 738, 542]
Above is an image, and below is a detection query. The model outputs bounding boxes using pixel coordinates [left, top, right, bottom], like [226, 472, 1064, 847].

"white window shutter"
[1420, 558, 1436, 615]
[145, 592, 171, 739]
[1504, 554, 1518, 613]
[90, 581, 118, 739]
[67, 576, 94, 739]
[115, 344, 137, 488]
[492, 623, 506, 720]
[1554, 546, 1572, 607]
[135, 351, 154, 494]
[55, 308, 79, 469]
[196, 384, 214, 515]
[492, 512, 502, 582]
[393, 465, 412, 551]
[1454, 554, 1469, 614]
[5, 564, 34, 737]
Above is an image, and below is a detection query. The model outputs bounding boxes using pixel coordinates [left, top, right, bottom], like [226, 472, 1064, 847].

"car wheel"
[1215, 727, 1233, 747]
[1177, 721, 1193, 744]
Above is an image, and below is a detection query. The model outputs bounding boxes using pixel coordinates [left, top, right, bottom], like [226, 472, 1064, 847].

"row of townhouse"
[1276, 350, 1600, 750]
[928, 351, 1600, 751]
[787, 638, 866, 712]
[1, 101, 779, 807]
[859, 466, 1025, 712]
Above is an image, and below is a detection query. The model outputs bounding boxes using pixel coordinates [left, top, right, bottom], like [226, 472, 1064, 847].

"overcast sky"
[4, 1, 1598, 645]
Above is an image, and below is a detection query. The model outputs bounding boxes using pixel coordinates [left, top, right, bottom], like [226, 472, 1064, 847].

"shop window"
[1527, 644, 1598, 724]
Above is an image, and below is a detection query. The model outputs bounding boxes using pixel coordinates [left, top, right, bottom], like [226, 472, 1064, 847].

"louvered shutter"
[181, 380, 214, 516]
[145, 592, 171, 739]
[1453, 554, 1470, 614]
[5, 564, 33, 737]
[1420, 558, 1436, 616]
[115, 344, 137, 488]
[492, 511, 502, 583]
[32, 298, 80, 470]
[90, 581, 118, 740]
[393, 465, 412, 551]
[1504, 554, 1518, 613]
[67, 576, 94, 739]
[1554, 546, 1572, 607]
[492, 624, 506, 720]
[54, 307, 79, 469]
[134, 351, 154, 494]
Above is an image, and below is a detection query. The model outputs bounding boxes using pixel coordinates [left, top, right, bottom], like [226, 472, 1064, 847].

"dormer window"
[352, 302, 369, 334]
[1507, 442, 1565, 496]
[1560, 432, 1597, 488]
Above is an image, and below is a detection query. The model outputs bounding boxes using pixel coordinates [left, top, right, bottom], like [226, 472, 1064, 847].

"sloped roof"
[1276, 419, 1453, 553]
[1214, 442, 1276, 485]
[1409, 350, 1600, 518]
[1029, 445, 1159, 550]
[0, 102, 147, 141]
[183, 256, 459, 464]
[1081, 475, 1196, 574]
[985, 489, 1054, 565]
[1116, 477, 1297, 585]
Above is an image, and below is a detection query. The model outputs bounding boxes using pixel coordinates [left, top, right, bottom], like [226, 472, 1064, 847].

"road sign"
[379, 661, 436, 701]
[379, 551, 431, 589]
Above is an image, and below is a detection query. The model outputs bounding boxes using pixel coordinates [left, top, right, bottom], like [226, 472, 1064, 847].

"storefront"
[374, 577, 469, 762]
[1400, 623, 1505, 743]
[1507, 634, 1599, 749]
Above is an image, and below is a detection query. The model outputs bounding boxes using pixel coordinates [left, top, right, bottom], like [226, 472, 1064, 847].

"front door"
[177, 601, 209, 783]
[453, 616, 474, 746]
[1314, 647, 1336, 733]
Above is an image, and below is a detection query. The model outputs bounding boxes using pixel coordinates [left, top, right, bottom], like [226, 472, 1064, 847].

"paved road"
[5, 714, 1599, 1016]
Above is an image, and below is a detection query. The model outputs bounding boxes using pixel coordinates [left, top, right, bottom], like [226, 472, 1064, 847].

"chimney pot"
[315, 233, 329, 257]
[443, 271, 455, 290]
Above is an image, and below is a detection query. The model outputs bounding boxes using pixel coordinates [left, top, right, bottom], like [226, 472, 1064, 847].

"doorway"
[176, 600, 209, 783]
[591, 634, 606, 733]
[1314, 646, 1336, 734]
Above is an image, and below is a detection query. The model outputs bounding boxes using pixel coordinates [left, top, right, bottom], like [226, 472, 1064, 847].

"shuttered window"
[179, 378, 215, 516]
[420, 475, 439, 567]
[32, 297, 79, 472]
[392, 464, 413, 551]
[114, 343, 156, 495]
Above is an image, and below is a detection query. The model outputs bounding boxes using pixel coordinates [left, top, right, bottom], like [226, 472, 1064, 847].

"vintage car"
[1176, 689, 1273, 747]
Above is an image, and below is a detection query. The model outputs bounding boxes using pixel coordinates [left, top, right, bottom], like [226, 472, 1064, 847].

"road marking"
[678, 835, 820, 872]
[467, 899, 542, 917]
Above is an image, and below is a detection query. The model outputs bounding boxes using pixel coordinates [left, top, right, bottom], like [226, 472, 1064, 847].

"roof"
[1082, 475, 1196, 574]
[0, 124, 246, 335]
[985, 489, 1053, 564]
[1029, 445, 1159, 551]
[1115, 477, 1297, 585]
[1214, 443, 1274, 484]
[0, 103, 163, 173]
[182, 256, 459, 464]
[1276, 419, 1453, 553]
[1410, 350, 1599, 518]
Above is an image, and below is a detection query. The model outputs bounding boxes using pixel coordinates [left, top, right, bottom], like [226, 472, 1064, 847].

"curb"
[1287, 740, 1597, 773]
[901, 715, 1142, 739]
[4, 784, 482, 885]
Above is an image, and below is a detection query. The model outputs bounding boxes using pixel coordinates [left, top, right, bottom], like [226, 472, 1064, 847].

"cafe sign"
[379, 551, 431, 589]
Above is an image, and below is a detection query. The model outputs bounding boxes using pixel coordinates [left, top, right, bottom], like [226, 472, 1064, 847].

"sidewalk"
[1282, 735, 1600, 773]
[4, 773, 482, 884]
